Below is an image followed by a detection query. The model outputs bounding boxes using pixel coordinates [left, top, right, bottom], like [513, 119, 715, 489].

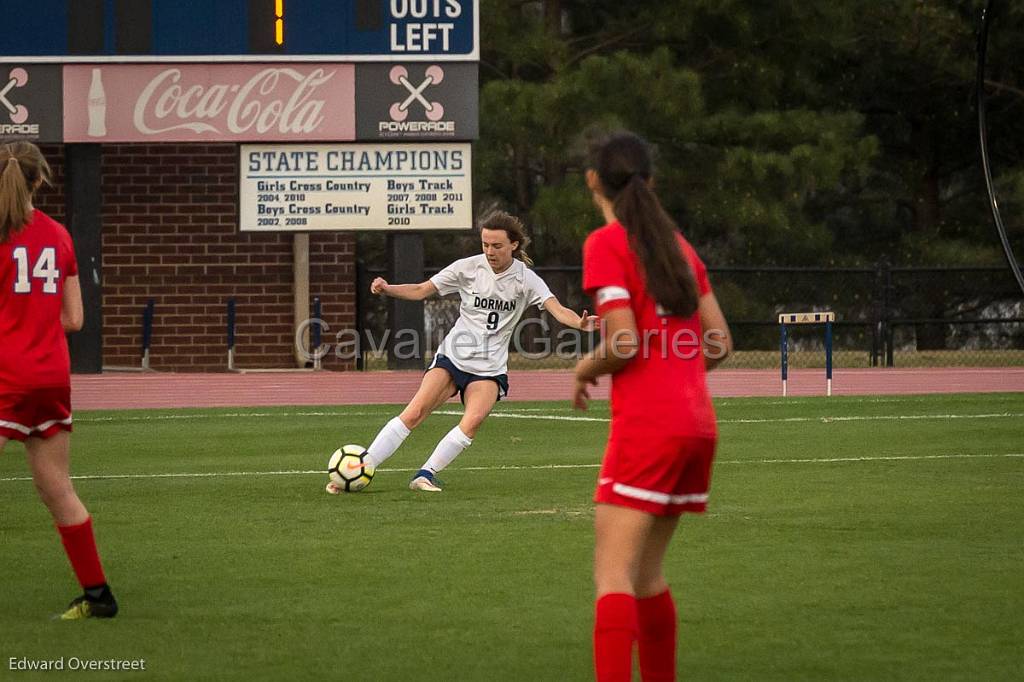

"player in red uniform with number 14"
[0, 142, 117, 619]
[573, 132, 732, 681]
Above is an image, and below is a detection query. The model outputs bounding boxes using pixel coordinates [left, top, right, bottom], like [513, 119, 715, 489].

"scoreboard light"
[276, 0, 285, 46]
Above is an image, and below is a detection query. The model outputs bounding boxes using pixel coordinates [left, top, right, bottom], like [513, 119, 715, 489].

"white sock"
[365, 417, 412, 468]
[422, 426, 473, 475]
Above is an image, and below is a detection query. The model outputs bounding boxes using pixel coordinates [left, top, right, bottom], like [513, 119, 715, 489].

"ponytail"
[0, 142, 51, 243]
[613, 174, 699, 317]
[0, 158, 32, 243]
[515, 246, 534, 267]
[588, 132, 699, 317]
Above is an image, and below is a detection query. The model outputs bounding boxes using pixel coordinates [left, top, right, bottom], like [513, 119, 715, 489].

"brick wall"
[35, 144, 357, 372]
[36, 144, 65, 223]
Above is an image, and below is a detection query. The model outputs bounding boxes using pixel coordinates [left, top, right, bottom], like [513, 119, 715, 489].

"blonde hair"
[0, 141, 51, 243]
[479, 210, 534, 267]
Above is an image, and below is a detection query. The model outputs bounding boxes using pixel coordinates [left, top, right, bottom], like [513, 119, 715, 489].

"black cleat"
[60, 588, 118, 620]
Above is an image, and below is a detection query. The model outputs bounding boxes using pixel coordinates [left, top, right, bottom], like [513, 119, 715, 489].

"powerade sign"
[0, 65, 63, 142]
[355, 63, 477, 140]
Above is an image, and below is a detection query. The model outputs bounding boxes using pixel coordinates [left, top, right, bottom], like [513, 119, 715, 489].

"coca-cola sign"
[63, 64, 355, 142]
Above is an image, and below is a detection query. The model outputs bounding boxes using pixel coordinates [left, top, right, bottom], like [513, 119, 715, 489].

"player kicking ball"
[334, 210, 597, 492]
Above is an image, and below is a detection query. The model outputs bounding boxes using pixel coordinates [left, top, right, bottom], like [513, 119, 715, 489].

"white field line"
[717, 397, 1009, 406]
[730, 453, 1024, 464]
[435, 411, 1024, 425]
[0, 453, 1020, 484]
[75, 410, 392, 423]
[72, 408, 1024, 427]
[437, 410, 609, 422]
[720, 412, 1024, 425]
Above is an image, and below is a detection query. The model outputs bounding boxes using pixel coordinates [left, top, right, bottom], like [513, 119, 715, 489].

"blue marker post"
[777, 312, 836, 397]
[227, 298, 237, 371]
[141, 299, 155, 371]
[312, 297, 323, 370]
[825, 318, 833, 397]
[780, 322, 789, 397]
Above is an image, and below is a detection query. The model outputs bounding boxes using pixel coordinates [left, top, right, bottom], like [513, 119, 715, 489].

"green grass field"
[2, 394, 1022, 681]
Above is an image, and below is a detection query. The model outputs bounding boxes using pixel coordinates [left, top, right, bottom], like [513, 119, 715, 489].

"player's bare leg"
[398, 367, 458, 430]
[26, 432, 88, 526]
[25, 432, 117, 619]
[634, 515, 681, 682]
[411, 380, 497, 492]
[352, 369, 456, 491]
[593, 504, 655, 596]
[634, 515, 680, 597]
[457, 380, 499, 439]
[592, 504, 656, 682]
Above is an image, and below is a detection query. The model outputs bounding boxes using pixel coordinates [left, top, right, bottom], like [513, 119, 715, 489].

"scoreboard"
[0, 0, 477, 61]
[0, 0, 478, 230]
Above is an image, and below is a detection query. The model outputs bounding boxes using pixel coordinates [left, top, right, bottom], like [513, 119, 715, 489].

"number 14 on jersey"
[12, 247, 60, 294]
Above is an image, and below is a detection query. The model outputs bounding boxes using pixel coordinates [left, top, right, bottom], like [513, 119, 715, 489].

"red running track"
[70, 368, 1024, 411]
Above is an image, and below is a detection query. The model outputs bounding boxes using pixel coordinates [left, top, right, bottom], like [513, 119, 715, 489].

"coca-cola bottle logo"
[87, 68, 107, 137]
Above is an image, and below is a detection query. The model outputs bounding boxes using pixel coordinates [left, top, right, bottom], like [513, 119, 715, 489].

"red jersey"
[583, 221, 716, 439]
[0, 210, 78, 390]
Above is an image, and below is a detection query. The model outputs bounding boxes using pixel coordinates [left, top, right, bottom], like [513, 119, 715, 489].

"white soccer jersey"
[429, 254, 555, 375]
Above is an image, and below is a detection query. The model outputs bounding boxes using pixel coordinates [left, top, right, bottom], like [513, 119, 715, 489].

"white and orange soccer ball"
[326, 444, 375, 493]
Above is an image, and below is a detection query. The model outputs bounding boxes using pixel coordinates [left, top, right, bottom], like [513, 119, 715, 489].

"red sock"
[594, 593, 638, 682]
[637, 590, 677, 682]
[56, 517, 107, 590]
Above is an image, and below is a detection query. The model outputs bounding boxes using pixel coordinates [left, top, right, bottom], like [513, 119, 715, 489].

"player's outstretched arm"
[543, 298, 599, 331]
[62, 276, 84, 332]
[698, 292, 732, 371]
[572, 307, 638, 410]
[370, 277, 438, 301]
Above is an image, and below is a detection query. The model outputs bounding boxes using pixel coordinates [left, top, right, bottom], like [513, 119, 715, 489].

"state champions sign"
[239, 142, 472, 232]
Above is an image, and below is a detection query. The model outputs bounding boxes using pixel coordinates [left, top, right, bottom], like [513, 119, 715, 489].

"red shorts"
[594, 427, 716, 516]
[0, 386, 73, 442]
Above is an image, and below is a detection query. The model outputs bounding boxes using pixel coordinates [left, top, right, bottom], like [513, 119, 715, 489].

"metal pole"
[780, 323, 788, 397]
[825, 320, 833, 397]
[141, 299, 154, 370]
[227, 298, 236, 371]
[977, 0, 1024, 297]
[312, 296, 322, 371]
[884, 262, 894, 367]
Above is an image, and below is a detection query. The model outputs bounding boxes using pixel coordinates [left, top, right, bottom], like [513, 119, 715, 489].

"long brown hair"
[479, 210, 534, 267]
[0, 141, 51, 243]
[588, 131, 698, 317]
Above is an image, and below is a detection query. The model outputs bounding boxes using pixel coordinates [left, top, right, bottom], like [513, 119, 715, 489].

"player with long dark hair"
[332, 210, 597, 493]
[573, 131, 732, 681]
[0, 142, 118, 619]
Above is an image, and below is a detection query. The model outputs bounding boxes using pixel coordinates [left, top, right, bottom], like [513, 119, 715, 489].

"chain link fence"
[355, 263, 1024, 370]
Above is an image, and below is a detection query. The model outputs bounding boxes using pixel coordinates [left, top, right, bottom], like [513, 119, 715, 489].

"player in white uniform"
[333, 211, 597, 492]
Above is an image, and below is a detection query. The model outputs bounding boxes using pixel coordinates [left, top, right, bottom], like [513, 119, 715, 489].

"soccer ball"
[327, 444, 375, 493]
